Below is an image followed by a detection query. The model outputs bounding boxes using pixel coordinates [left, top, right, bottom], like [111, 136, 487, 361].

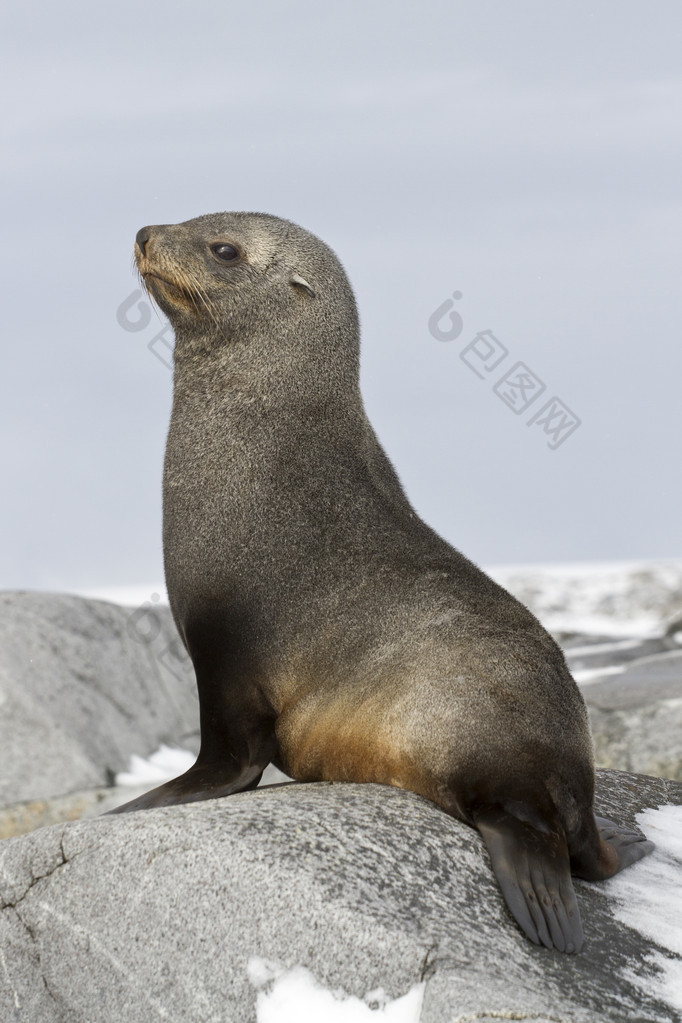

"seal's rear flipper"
[106, 761, 264, 814]
[570, 815, 655, 880]
[474, 807, 584, 953]
[593, 816, 655, 868]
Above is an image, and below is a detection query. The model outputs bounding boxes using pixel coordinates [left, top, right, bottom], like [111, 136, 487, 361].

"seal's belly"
[273, 686, 451, 808]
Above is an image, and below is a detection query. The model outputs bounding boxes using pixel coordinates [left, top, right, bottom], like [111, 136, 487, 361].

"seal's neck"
[170, 319, 362, 416]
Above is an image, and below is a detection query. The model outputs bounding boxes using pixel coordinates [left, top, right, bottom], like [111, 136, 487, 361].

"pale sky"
[2, 0, 681, 591]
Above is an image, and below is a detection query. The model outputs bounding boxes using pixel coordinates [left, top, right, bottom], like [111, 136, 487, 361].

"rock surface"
[564, 640, 682, 781]
[0, 771, 680, 1023]
[0, 591, 198, 809]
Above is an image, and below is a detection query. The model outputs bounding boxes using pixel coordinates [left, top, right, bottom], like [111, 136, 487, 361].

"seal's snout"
[135, 226, 151, 257]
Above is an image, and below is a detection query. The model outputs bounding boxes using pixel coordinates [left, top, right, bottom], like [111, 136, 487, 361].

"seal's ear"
[290, 273, 316, 298]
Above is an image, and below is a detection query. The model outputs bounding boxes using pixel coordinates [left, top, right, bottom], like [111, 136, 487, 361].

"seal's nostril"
[136, 226, 151, 255]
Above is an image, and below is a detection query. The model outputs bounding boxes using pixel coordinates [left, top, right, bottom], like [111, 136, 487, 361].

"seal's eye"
[211, 243, 240, 263]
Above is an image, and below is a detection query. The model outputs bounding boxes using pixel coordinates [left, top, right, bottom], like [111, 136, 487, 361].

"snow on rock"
[115, 744, 196, 786]
[248, 958, 424, 1023]
[571, 664, 627, 685]
[487, 558, 682, 636]
[113, 746, 291, 797]
[73, 583, 169, 607]
[604, 804, 682, 1015]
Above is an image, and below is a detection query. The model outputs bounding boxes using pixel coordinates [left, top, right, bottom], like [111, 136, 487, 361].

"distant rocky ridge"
[490, 558, 682, 636]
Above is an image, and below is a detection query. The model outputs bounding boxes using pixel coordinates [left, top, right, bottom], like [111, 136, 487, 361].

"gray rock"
[0, 591, 199, 808]
[0, 771, 679, 1023]
[559, 635, 682, 780]
[574, 649, 682, 781]
[564, 634, 681, 671]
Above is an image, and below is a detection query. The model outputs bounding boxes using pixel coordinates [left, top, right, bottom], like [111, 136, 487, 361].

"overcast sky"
[2, 1, 681, 593]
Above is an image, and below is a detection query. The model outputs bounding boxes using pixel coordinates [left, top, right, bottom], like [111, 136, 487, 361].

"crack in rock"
[13, 903, 64, 1012]
[0, 829, 75, 911]
[8, 895, 182, 1023]
[419, 944, 439, 982]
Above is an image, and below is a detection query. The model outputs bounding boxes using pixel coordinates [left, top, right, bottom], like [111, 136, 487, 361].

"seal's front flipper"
[106, 760, 265, 814]
[474, 807, 584, 953]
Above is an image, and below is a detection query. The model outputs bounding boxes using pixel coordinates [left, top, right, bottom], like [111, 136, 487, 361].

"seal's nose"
[136, 226, 151, 256]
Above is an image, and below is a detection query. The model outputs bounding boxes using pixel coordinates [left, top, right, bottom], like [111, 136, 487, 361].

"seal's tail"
[473, 806, 584, 953]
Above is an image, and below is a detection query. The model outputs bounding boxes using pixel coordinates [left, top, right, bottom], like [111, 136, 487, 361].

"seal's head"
[134, 213, 359, 385]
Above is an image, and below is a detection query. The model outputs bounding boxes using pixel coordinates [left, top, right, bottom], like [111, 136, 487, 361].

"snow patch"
[247, 958, 425, 1023]
[70, 583, 168, 607]
[564, 638, 646, 657]
[115, 744, 195, 786]
[571, 664, 627, 685]
[604, 804, 682, 1014]
[487, 559, 682, 636]
[115, 746, 292, 789]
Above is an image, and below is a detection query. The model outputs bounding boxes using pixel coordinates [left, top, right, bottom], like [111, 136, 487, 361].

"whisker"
[132, 256, 222, 331]
[184, 267, 221, 328]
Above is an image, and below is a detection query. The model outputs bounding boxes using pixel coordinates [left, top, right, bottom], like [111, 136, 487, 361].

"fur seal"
[113, 212, 654, 953]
